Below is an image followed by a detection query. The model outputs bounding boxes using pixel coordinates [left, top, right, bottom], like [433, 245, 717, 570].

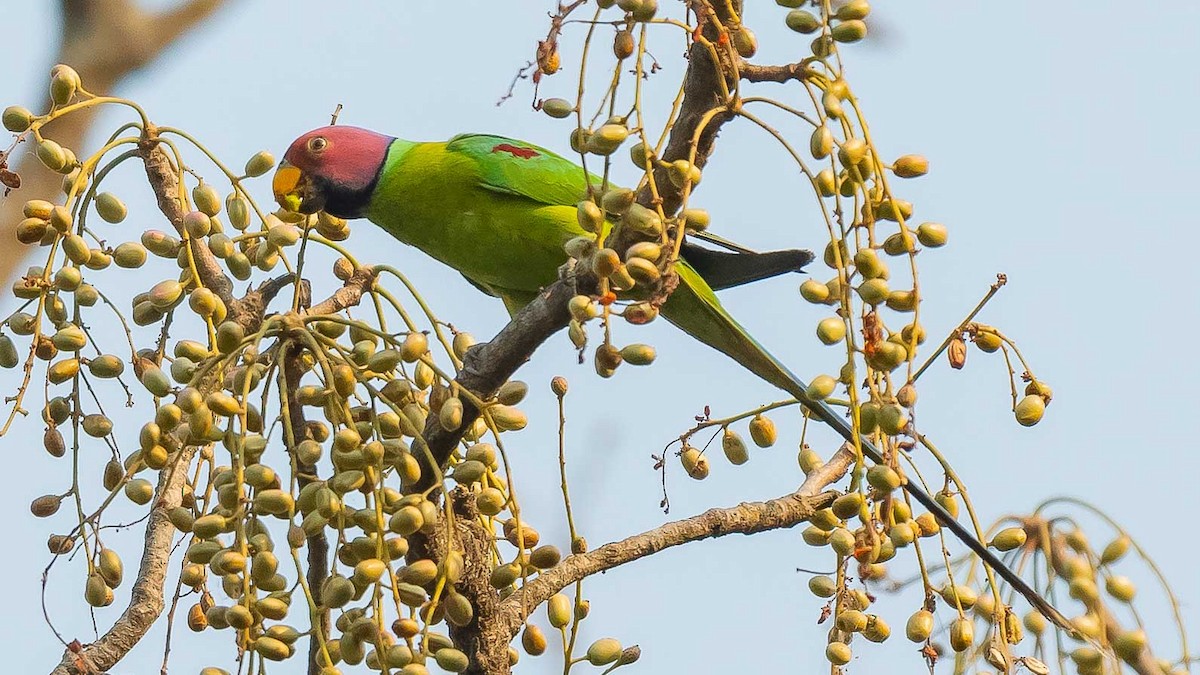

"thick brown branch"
[410, 277, 579, 492]
[628, 1, 742, 225]
[444, 488, 511, 675]
[281, 342, 329, 675]
[138, 130, 234, 305]
[49, 446, 198, 675]
[493, 442, 854, 638]
[739, 60, 811, 84]
[307, 266, 378, 316]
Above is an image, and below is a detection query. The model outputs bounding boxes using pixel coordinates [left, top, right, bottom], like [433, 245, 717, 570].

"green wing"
[445, 134, 602, 207]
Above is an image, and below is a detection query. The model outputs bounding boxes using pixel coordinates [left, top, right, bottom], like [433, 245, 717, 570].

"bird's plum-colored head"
[272, 126, 394, 218]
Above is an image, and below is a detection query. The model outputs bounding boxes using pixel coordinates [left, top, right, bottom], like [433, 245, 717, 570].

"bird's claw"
[558, 258, 578, 295]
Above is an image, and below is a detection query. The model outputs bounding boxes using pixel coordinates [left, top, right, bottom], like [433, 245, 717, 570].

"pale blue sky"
[2, 2, 1197, 673]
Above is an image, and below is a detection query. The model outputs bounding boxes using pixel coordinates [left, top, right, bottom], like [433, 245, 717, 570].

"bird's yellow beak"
[272, 163, 304, 213]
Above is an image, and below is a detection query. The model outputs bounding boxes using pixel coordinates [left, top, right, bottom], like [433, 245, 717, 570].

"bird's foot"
[557, 258, 578, 295]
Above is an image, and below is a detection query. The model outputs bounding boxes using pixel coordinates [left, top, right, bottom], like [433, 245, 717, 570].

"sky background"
[2, 1, 1197, 673]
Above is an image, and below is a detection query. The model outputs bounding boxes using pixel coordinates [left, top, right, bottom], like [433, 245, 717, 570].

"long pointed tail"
[662, 261, 1070, 627]
[680, 240, 814, 291]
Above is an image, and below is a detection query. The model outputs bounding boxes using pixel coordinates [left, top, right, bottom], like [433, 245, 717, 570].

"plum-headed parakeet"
[272, 125, 816, 397]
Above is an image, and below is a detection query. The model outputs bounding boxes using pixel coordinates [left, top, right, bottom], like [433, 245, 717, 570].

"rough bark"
[494, 443, 854, 638]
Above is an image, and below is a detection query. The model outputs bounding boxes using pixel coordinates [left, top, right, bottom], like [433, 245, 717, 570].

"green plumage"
[366, 133, 809, 396]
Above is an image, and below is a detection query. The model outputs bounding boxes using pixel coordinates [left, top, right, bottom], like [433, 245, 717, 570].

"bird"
[271, 125, 815, 393]
[272, 125, 1072, 626]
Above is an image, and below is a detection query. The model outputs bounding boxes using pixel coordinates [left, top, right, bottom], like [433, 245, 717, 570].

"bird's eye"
[307, 136, 328, 154]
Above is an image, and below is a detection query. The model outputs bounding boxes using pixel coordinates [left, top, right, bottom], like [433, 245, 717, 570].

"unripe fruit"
[832, 20, 867, 43]
[828, 528, 856, 556]
[886, 289, 918, 312]
[854, 248, 887, 279]
[521, 624, 547, 656]
[148, 279, 183, 309]
[576, 200, 603, 233]
[82, 414, 112, 438]
[62, 234, 90, 264]
[85, 573, 112, 607]
[48, 358, 80, 384]
[193, 183, 222, 216]
[50, 64, 80, 105]
[798, 448, 824, 474]
[1106, 575, 1136, 603]
[113, 242, 147, 268]
[680, 447, 709, 480]
[37, 139, 67, 172]
[857, 278, 890, 305]
[226, 194, 251, 230]
[864, 615, 891, 642]
[748, 414, 777, 448]
[867, 464, 901, 492]
[808, 575, 837, 598]
[815, 168, 837, 196]
[836, 0, 871, 20]
[1100, 536, 1131, 565]
[732, 26, 757, 57]
[905, 610, 934, 641]
[94, 192, 127, 223]
[245, 151, 275, 177]
[949, 617, 974, 651]
[0, 336, 20, 369]
[882, 232, 915, 256]
[893, 154, 929, 178]
[99, 548, 123, 588]
[1014, 395, 1045, 426]
[825, 641, 852, 665]
[816, 317, 846, 345]
[799, 279, 830, 303]
[125, 478, 154, 505]
[990, 527, 1027, 551]
[940, 583, 977, 610]
[836, 609, 869, 632]
[542, 98, 574, 119]
[587, 638, 622, 666]
[810, 126, 833, 159]
[400, 332, 428, 362]
[802, 526, 831, 546]
[805, 374, 837, 400]
[785, 9, 821, 33]
[721, 429, 749, 465]
[681, 208, 710, 232]
[2, 105, 33, 132]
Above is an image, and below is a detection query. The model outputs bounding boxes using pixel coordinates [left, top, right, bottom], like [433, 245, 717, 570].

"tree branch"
[281, 342, 330, 675]
[493, 442, 854, 638]
[138, 129, 235, 305]
[738, 60, 811, 84]
[49, 446, 198, 675]
[307, 266, 378, 316]
[410, 278, 579, 492]
[628, 1, 742, 223]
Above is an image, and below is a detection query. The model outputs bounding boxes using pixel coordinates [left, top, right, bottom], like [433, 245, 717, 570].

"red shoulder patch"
[491, 143, 540, 159]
